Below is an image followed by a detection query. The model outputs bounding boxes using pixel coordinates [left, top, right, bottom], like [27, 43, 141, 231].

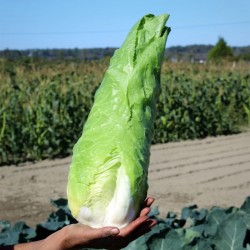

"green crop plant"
[0, 56, 250, 165]
[243, 104, 250, 125]
[1, 197, 250, 249]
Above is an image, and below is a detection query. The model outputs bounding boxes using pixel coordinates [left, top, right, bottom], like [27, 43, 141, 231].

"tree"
[208, 37, 233, 61]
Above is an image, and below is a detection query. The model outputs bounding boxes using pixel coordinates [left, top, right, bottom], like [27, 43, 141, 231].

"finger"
[143, 197, 155, 208]
[140, 207, 150, 217]
[129, 219, 157, 242]
[119, 215, 148, 237]
[136, 219, 157, 232]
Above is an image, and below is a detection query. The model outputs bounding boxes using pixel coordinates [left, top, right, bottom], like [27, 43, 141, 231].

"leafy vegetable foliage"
[0, 60, 250, 166]
[67, 14, 170, 228]
[1, 197, 250, 249]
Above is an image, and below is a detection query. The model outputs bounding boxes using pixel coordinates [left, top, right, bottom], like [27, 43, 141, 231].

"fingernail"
[110, 228, 120, 235]
[148, 197, 155, 204]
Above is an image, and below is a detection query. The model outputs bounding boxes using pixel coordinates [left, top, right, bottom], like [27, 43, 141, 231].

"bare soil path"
[1, 132, 250, 227]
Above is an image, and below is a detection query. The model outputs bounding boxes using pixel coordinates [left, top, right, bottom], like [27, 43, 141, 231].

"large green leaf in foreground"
[67, 14, 170, 228]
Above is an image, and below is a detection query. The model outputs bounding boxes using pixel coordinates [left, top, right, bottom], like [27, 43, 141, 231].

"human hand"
[40, 197, 156, 250]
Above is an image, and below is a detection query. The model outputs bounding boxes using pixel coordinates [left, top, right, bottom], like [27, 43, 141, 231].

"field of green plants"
[0, 58, 250, 165]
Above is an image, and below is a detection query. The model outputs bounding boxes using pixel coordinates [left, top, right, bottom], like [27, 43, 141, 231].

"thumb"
[101, 227, 120, 237]
[88, 226, 120, 240]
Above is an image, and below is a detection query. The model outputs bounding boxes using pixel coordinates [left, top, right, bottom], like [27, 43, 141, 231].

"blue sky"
[0, 0, 250, 50]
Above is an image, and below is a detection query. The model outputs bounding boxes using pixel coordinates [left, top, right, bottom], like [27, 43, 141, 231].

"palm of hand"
[55, 197, 156, 250]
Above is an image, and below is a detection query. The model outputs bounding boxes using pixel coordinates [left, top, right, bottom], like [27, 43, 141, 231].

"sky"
[0, 0, 250, 50]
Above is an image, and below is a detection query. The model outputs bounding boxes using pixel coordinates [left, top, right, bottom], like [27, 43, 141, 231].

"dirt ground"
[1, 132, 250, 227]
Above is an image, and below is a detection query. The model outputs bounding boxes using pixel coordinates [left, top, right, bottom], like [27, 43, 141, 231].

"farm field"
[1, 131, 249, 227]
[0, 58, 250, 247]
[1, 59, 250, 166]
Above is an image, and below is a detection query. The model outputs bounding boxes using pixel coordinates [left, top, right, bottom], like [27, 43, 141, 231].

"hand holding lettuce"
[67, 14, 170, 228]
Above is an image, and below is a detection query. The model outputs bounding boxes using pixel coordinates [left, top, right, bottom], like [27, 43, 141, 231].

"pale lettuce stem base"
[76, 166, 135, 228]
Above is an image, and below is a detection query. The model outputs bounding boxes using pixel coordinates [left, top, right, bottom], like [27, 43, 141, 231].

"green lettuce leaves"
[67, 14, 170, 228]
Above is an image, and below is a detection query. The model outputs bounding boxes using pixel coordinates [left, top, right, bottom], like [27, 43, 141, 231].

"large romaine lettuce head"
[67, 14, 170, 228]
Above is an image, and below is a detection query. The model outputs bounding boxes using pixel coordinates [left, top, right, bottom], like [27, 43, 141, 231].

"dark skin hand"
[1, 197, 156, 250]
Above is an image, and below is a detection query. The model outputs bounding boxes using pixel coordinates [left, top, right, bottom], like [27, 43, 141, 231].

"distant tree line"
[165, 40, 250, 62]
[0, 47, 117, 61]
[1, 41, 250, 62]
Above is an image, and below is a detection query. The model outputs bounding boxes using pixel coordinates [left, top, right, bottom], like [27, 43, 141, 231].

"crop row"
[0, 59, 249, 165]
